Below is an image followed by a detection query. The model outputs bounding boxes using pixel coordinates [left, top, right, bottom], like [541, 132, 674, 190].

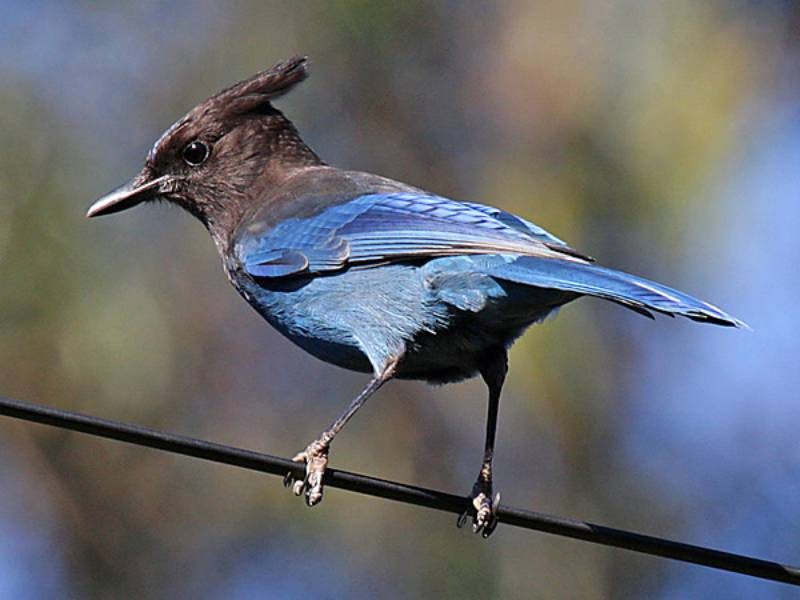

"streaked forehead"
[147, 115, 192, 163]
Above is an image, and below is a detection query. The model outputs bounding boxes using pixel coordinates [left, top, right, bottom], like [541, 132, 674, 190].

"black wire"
[0, 394, 797, 586]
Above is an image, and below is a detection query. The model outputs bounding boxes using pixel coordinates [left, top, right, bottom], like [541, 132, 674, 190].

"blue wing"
[459, 201, 567, 246]
[236, 192, 585, 278]
[234, 191, 746, 328]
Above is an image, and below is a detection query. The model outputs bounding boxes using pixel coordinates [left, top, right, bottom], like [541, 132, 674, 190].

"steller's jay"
[87, 56, 745, 536]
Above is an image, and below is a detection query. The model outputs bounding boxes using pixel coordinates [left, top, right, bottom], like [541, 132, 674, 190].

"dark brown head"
[87, 56, 322, 244]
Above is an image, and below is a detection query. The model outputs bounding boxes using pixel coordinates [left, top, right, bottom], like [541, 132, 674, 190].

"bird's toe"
[457, 482, 500, 538]
[284, 441, 330, 506]
[471, 491, 500, 538]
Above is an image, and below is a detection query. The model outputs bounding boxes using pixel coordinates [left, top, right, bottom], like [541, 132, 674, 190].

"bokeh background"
[1, 1, 798, 598]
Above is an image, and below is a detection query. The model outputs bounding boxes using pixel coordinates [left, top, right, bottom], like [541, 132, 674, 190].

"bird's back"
[231, 166, 422, 243]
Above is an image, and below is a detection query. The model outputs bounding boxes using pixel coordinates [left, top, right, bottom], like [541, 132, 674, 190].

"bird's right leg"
[457, 348, 507, 537]
[284, 358, 398, 507]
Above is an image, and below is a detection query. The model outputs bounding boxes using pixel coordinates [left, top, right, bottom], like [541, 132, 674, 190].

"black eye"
[182, 140, 209, 166]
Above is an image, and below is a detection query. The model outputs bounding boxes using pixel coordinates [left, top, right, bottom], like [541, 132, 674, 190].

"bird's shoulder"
[236, 166, 420, 235]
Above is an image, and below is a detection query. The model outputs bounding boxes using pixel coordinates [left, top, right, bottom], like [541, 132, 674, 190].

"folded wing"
[236, 192, 586, 277]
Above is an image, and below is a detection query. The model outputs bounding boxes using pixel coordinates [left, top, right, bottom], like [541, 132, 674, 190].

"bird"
[87, 56, 746, 537]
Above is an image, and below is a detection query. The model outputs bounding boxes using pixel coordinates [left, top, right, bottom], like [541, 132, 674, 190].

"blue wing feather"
[236, 192, 575, 277]
[460, 201, 567, 245]
[244, 250, 309, 278]
[487, 255, 747, 327]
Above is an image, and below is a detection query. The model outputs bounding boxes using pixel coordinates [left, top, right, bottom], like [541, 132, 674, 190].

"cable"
[0, 394, 797, 586]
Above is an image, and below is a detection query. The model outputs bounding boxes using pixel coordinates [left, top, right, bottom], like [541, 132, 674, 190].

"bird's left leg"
[458, 348, 507, 537]
[284, 358, 398, 507]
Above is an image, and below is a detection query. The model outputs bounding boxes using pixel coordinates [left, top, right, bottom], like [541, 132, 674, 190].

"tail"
[487, 256, 748, 328]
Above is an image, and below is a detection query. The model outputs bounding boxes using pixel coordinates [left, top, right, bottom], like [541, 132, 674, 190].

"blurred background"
[0, 1, 798, 598]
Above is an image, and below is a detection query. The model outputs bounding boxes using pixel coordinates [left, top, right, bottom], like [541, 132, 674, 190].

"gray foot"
[283, 440, 329, 507]
[457, 480, 500, 538]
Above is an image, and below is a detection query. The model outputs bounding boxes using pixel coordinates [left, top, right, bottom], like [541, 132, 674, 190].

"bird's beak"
[86, 173, 172, 218]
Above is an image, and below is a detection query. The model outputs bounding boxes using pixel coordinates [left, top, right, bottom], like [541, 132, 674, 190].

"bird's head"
[87, 56, 321, 243]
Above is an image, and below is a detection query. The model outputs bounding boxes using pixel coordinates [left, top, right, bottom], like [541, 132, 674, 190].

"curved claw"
[456, 509, 470, 529]
[284, 442, 329, 506]
[459, 487, 500, 538]
[481, 515, 499, 538]
[477, 492, 501, 538]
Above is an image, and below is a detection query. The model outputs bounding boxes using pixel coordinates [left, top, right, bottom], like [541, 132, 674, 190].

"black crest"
[212, 55, 310, 117]
[146, 56, 314, 166]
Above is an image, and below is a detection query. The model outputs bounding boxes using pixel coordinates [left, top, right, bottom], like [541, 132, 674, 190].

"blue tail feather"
[488, 256, 747, 328]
